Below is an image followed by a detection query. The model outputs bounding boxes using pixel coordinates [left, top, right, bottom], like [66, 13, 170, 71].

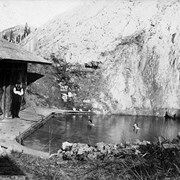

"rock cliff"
[22, 0, 180, 116]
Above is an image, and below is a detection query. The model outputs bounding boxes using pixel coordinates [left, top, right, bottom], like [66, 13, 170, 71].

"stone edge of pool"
[13, 109, 92, 158]
[15, 112, 54, 158]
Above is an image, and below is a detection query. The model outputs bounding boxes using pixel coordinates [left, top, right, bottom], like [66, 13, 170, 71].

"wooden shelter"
[0, 38, 51, 118]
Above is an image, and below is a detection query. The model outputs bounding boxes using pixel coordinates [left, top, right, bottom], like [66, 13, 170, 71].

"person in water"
[164, 111, 176, 120]
[88, 119, 95, 126]
[11, 83, 24, 118]
[133, 123, 140, 133]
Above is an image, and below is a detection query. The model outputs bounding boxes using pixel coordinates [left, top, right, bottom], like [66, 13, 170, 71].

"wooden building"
[0, 38, 51, 118]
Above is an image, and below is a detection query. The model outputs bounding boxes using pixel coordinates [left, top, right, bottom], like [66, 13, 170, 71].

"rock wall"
[51, 136, 180, 161]
[98, 1, 180, 116]
[22, 0, 180, 116]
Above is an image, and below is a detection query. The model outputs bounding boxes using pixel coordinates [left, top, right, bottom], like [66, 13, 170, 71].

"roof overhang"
[0, 38, 52, 65]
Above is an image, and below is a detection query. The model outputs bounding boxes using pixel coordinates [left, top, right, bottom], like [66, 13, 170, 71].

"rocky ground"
[0, 135, 180, 179]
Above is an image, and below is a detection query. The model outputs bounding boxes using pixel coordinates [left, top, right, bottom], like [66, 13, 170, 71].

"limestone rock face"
[22, 0, 180, 116]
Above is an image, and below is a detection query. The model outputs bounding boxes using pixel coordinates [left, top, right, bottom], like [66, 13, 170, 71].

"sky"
[0, 0, 82, 31]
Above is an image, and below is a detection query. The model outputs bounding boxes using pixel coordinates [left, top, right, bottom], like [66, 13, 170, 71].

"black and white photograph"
[0, 0, 180, 179]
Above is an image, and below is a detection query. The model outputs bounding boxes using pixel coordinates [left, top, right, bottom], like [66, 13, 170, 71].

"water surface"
[23, 114, 180, 153]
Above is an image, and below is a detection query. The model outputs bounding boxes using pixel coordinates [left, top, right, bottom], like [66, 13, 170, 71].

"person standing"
[11, 83, 24, 118]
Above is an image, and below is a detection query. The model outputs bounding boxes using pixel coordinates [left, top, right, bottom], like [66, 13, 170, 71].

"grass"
[0, 155, 25, 176]
[8, 139, 180, 180]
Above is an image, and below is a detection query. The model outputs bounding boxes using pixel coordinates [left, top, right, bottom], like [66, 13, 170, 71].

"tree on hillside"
[16, 34, 21, 44]
[27, 27, 31, 36]
[3, 34, 8, 40]
[9, 30, 14, 43]
[24, 22, 28, 37]
[20, 22, 31, 41]
[50, 53, 72, 87]
[2, 22, 32, 44]
[50, 53, 82, 109]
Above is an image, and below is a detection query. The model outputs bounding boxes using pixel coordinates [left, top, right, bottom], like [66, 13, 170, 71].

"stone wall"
[50, 135, 180, 161]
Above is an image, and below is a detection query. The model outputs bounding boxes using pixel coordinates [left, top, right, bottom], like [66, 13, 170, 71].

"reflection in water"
[23, 114, 180, 153]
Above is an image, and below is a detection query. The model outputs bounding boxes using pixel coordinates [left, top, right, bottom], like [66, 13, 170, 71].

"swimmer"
[88, 119, 95, 126]
[133, 123, 140, 131]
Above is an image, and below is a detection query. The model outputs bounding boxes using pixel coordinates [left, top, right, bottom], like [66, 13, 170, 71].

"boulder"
[95, 142, 106, 152]
[62, 141, 73, 151]
[62, 151, 73, 160]
[0, 146, 7, 157]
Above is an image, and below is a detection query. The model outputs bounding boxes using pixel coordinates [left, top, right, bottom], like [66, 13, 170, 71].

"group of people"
[164, 111, 176, 120]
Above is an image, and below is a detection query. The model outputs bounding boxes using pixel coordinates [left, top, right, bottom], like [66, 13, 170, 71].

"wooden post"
[5, 82, 11, 118]
[2, 71, 6, 119]
[21, 63, 27, 110]
[24, 63, 27, 86]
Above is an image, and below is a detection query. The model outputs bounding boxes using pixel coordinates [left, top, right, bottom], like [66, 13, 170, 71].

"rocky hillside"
[21, 0, 180, 116]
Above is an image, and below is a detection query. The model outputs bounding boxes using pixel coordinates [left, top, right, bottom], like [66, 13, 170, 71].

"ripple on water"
[23, 114, 180, 153]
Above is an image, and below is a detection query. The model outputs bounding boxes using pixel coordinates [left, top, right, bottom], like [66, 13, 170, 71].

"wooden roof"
[0, 38, 51, 64]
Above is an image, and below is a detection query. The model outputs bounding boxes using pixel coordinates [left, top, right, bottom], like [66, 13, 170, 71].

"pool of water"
[23, 113, 180, 154]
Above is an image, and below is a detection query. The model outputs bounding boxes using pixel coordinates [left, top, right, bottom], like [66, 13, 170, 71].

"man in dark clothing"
[11, 83, 24, 118]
